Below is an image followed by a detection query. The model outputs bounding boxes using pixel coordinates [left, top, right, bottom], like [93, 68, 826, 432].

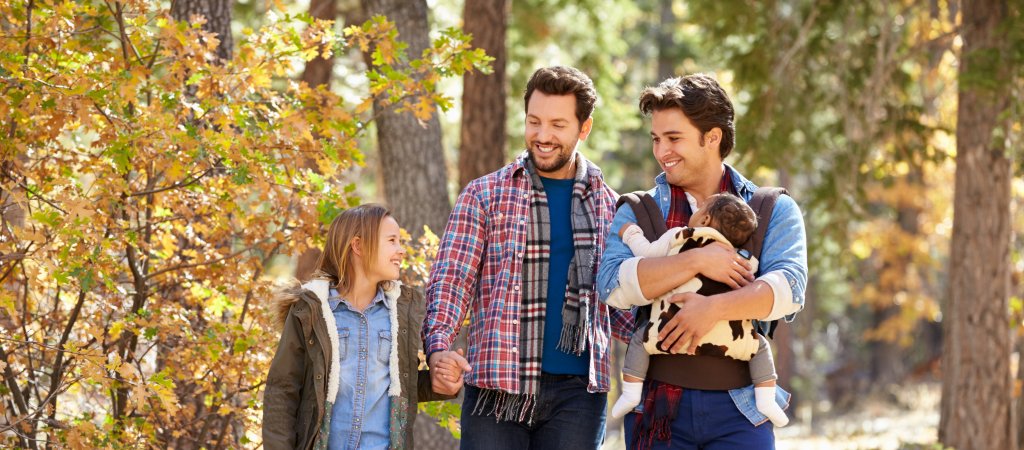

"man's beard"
[528, 141, 574, 174]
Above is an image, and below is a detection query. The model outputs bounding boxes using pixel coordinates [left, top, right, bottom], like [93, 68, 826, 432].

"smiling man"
[597, 74, 808, 449]
[423, 66, 634, 449]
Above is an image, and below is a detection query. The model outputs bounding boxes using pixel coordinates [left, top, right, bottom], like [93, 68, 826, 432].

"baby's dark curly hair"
[701, 193, 757, 247]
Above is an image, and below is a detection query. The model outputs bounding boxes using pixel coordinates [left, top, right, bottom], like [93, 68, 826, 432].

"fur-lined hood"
[270, 278, 308, 329]
[270, 278, 403, 329]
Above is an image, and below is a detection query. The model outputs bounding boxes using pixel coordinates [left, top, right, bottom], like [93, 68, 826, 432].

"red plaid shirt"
[423, 153, 635, 394]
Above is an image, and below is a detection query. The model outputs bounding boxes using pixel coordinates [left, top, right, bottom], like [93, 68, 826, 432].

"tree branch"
[128, 167, 220, 197]
[144, 240, 271, 282]
[45, 289, 87, 428]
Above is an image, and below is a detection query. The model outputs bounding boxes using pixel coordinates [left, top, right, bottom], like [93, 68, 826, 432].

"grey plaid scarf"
[472, 152, 599, 424]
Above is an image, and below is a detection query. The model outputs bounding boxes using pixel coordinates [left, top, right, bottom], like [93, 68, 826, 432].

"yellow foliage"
[0, 0, 489, 447]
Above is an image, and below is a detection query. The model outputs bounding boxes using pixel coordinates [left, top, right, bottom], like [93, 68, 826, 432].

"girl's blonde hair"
[312, 203, 395, 294]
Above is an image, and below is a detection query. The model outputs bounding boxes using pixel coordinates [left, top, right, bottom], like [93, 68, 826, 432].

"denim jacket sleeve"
[597, 197, 649, 310]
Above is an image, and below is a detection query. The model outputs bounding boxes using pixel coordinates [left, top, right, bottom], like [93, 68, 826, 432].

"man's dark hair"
[702, 193, 757, 247]
[638, 73, 736, 158]
[524, 66, 598, 126]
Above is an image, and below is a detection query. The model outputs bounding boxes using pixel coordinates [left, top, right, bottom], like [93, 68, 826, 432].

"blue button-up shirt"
[596, 165, 807, 425]
[326, 288, 391, 450]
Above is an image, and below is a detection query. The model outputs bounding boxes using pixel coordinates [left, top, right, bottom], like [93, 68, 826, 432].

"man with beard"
[423, 66, 634, 449]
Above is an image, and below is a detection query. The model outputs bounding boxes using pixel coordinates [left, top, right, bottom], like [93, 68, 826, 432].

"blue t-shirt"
[539, 176, 589, 376]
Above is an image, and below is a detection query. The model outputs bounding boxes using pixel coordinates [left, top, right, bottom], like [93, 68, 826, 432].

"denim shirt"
[596, 165, 807, 425]
[326, 288, 391, 450]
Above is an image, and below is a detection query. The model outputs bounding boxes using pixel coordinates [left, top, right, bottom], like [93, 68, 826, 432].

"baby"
[611, 193, 788, 427]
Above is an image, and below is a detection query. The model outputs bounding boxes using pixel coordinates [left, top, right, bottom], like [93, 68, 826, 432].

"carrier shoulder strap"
[614, 191, 667, 242]
[741, 187, 789, 259]
[614, 191, 667, 328]
[741, 186, 790, 339]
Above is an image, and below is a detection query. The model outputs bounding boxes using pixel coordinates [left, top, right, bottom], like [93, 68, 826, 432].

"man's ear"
[705, 127, 722, 148]
[578, 117, 594, 141]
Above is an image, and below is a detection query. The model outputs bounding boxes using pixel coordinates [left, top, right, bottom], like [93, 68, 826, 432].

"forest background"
[1, 0, 1022, 449]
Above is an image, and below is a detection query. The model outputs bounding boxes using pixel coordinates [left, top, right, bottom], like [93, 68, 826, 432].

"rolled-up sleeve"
[597, 201, 653, 310]
[756, 194, 808, 322]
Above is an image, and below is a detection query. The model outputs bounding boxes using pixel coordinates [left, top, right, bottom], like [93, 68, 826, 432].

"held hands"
[657, 292, 719, 355]
[428, 348, 471, 396]
[692, 242, 754, 289]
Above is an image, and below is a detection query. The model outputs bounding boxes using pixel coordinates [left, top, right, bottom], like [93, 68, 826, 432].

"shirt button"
[512, 346, 518, 353]
[497, 213, 503, 220]
[513, 285, 520, 291]
[517, 252, 524, 258]
[512, 319, 519, 325]
[523, 193, 529, 199]
[520, 218, 526, 224]
[316, 374, 322, 380]
[308, 339, 314, 345]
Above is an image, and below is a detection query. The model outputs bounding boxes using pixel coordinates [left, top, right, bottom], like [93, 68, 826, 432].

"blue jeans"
[460, 373, 608, 450]
[624, 389, 774, 450]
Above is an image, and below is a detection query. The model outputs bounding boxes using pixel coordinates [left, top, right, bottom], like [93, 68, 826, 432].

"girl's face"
[367, 216, 406, 283]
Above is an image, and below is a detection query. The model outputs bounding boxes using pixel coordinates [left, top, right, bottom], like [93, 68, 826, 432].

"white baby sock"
[611, 380, 644, 418]
[755, 386, 789, 427]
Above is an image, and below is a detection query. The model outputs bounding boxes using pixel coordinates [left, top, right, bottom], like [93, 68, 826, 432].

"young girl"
[263, 204, 456, 450]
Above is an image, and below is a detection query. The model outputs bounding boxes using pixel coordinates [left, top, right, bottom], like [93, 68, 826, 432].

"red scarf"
[665, 169, 735, 229]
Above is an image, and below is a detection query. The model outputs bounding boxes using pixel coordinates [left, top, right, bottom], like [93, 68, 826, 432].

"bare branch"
[144, 239, 271, 282]
[129, 167, 221, 197]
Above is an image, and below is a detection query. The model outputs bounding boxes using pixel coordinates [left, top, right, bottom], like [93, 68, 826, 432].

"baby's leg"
[612, 330, 648, 418]
[751, 334, 788, 427]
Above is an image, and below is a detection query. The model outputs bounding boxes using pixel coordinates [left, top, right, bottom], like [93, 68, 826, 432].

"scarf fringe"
[632, 380, 682, 450]
[472, 388, 538, 425]
[555, 322, 588, 356]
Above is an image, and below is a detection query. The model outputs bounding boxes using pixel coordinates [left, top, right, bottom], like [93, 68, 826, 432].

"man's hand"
[658, 292, 720, 354]
[692, 243, 754, 289]
[428, 348, 471, 396]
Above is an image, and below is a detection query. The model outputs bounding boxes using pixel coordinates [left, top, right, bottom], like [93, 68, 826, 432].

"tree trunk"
[457, 0, 509, 189]
[939, 1, 1014, 448]
[868, 305, 904, 387]
[656, 0, 676, 81]
[171, 0, 233, 61]
[359, 0, 451, 236]
[301, 0, 338, 88]
[292, 0, 341, 281]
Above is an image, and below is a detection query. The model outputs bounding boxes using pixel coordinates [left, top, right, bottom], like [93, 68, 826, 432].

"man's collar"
[656, 164, 756, 197]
